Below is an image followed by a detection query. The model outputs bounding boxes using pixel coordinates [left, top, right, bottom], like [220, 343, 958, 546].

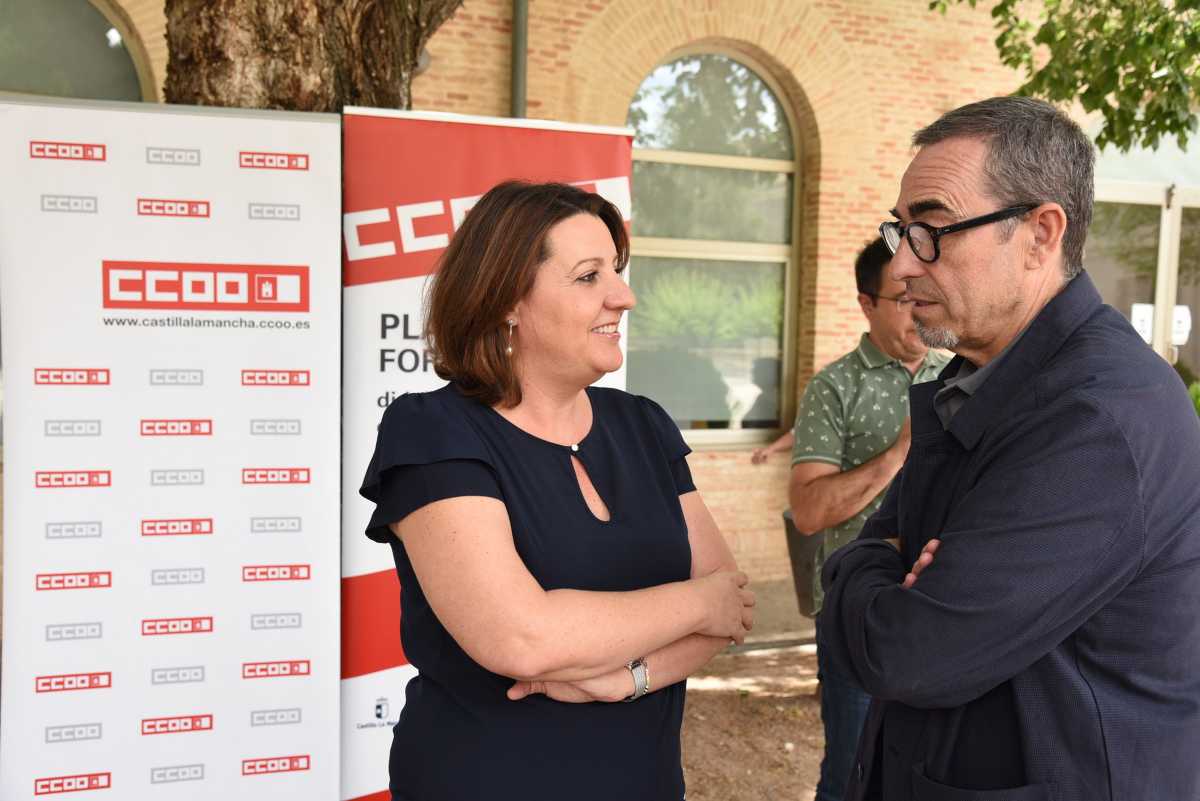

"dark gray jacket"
[820, 272, 1200, 801]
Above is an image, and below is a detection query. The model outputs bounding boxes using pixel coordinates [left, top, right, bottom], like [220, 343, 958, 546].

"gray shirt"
[934, 328, 1028, 428]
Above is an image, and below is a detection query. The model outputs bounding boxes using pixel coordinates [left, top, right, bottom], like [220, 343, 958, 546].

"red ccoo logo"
[34, 368, 109, 385]
[140, 419, 213, 436]
[30, 141, 106, 161]
[137, 198, 211, 218]
[141, 714, 213, 735]
[238, 151, 308, 171]
[241, 369, 310, 386]
[36, 470, 111, 488]
[34, 772, 111, 795]
[242, 660, 310, 679]
[243, 564, 310, 582]
[141, 616, 213, 636]
[36, 672, 111, 693]
[36, 571, 111, 590]
[241, 468, 309, 485]
[102, 261, 308, 312]
[242, 755, 310, 776]
[141, 517, 212, 536]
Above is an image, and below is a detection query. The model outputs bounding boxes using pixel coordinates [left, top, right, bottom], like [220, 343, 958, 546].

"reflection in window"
[626, 54, 795, 431]
[1085, 202, 1159, 340]
[628, 258, 784, 429]
[0, 0, 141, 101]
[628, 54, 793, 158]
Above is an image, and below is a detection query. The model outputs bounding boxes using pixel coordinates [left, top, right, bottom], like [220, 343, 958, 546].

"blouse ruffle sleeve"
[637, 395, 696, 495]
[359, 390, 501, 543]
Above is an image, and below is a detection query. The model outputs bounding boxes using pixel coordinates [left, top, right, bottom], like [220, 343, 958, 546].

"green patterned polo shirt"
[792, 333, 950, 614]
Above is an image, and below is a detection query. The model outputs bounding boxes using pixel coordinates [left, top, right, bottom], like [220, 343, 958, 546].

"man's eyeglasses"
[879, 204, 1036, 264]
[864, 293, 912, 309]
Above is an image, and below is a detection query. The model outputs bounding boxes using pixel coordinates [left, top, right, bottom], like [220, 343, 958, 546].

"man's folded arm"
[819, 396, 1144, 709]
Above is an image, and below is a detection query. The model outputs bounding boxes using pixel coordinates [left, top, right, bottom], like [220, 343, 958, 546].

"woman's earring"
[505, 320, 515, 356]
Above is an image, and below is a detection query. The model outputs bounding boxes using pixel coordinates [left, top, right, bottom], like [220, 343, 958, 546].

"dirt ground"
[681, 642, 823, 800]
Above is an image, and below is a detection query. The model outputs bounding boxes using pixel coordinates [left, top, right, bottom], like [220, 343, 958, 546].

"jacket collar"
[931, 271, 1104, 451]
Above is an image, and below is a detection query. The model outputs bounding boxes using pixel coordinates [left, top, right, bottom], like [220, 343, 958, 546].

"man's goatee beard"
[915, 319, 959, 350]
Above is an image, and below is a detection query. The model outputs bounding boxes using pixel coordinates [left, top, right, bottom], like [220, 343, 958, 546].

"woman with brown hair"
[359, 180, 754, 801]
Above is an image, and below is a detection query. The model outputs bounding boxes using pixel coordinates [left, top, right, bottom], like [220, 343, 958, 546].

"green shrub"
[1190, 382, 1200, 418]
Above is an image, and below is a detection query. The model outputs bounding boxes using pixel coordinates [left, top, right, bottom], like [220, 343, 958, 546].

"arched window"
[625, 53, 798, 442]
[0, 0, 144, 101]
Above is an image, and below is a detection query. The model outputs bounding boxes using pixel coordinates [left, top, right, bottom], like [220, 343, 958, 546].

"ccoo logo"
[35, 470, 110, 488]
[34, 772, 111, 796]
[141, 714, 213, 736]
[137, 198, 210, 218]
[30, 140, 106, 161]
[35, 671, 111, 693]
[35, 368, 109, 385]
[141, 518, 212, 536]
[103, 261, 308, 312]
[242, 660, 310, 679]
[140, 419, 212, 436]
[239, 151, 308, 170]
[141, 616, 213, 636]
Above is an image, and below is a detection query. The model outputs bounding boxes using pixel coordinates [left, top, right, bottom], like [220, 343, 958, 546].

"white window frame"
[1095, 180, 1198, 359]
[629, 47, 803, 449]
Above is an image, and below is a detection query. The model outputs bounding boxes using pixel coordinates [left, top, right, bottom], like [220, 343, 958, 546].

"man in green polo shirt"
[791, 237, 949, 801]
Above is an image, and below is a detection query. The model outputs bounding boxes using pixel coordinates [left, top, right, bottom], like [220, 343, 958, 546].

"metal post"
[510, 0, 528, 118]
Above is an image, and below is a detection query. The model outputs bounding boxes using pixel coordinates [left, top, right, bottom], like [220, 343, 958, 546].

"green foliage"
[634, 268, 782, 347]
[627, 54, 792, 158]
[931, 0, 1200, 152]
[1177, 360, 1199, 387]
[1189, 381, 1200, 417]
[634, 269, 739, 346]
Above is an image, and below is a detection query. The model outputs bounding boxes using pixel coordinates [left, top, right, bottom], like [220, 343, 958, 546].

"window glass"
[632, 162, 792, 243]
[628, 257, 785, 429]
[626, 54, 796, 431]
[1085, 202, 1159, 339]
[1175, 208, 1200, 400]
[627, 54, 793, 159]
[0, 0, 141, 101]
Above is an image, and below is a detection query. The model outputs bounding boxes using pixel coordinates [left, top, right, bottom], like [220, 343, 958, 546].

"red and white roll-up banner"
[0, 96, 342, 801]
[340, 108, 633, 801]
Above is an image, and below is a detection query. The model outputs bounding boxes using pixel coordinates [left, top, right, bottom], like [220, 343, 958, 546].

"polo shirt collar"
[855, 333, 893, 369]
[856, 332, 946, 376]
[941, 271, 1103, 450]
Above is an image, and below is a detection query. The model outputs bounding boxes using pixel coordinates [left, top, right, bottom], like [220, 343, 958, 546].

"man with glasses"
[819, 96, 1200, 801]
[789, 236, 949, 801]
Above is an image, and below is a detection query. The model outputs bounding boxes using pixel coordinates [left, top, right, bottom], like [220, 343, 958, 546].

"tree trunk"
[164, 0, 463, 111]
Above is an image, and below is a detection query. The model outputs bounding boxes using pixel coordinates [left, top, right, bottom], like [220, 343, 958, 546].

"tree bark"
[164, 0, 463, 111]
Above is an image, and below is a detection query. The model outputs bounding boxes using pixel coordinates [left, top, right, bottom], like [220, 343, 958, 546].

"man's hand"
[902, 539, 940, 589]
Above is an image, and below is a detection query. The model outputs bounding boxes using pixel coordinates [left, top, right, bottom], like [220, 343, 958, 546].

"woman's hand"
[507, 668, 632, 704]
[694, 570, 755, 643]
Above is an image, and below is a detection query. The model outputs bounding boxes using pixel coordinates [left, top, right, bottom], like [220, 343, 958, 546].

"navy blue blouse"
[360, 382, 696, 801]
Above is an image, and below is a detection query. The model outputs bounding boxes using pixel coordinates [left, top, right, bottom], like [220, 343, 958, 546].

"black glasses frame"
[863, 292, 912, 308]
[880, 204, 1037, 264]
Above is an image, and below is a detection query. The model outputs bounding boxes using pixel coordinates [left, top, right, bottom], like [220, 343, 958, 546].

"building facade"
[5, 0, 1030, 628]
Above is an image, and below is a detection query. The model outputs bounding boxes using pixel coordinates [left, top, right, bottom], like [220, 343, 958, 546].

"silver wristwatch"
[623, 657, 650, 702]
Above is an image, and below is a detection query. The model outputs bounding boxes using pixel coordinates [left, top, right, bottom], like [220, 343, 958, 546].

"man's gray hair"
[913, 96, 1094, 280]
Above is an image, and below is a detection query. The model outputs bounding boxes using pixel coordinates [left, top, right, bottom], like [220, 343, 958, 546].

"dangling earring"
[505, 320, 515, 356]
